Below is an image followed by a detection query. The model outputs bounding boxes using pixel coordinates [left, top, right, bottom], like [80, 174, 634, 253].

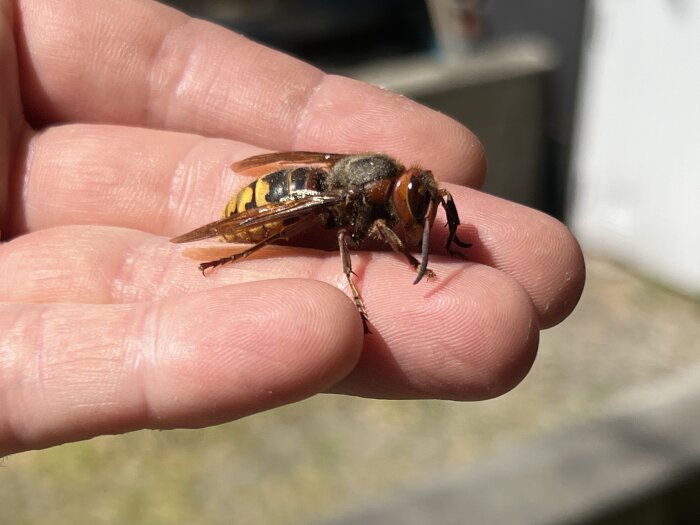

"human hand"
[0, 0, 585, 455]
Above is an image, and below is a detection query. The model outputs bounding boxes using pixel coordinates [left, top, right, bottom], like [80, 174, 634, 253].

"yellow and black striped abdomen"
[221, 167, 327, 243]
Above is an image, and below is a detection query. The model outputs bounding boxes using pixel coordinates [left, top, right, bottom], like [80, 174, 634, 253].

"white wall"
[570, 0, 700, 295]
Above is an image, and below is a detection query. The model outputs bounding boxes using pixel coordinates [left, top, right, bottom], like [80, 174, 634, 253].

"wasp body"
[171, 152, 470, 331]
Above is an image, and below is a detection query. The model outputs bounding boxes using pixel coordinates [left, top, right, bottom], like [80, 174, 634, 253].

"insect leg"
[338, 230, 370, 333]
[370, 219, 436, 282]
[439, 189, 471, 257]
[199, 233, 285, 273]
[198, 217, 315, 273]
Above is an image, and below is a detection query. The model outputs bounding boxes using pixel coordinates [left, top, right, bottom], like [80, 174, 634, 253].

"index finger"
[16, 0, 485, 186]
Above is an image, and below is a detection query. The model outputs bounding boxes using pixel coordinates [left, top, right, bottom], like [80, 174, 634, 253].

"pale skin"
[0, 0, 585, 455]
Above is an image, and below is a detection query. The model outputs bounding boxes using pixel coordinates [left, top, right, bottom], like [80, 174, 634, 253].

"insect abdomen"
[221, 168, 326, 243]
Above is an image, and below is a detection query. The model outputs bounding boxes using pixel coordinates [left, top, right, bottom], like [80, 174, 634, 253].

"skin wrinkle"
[292, 75, 327, 150]
[142, 15, 324, 146]
[130, 300, 164, 427]
[162, 135, 240, 235]
[89, 10, 137, 93]
[159, 135, 203, 234]
[109, 232, 148, 304]
[183, 38, 234, 132]
[24, 125, 196, 233]
[115, 231, 182, 304]
[144, 242, 188, 302]
[31, 303, 47, 414]
[2, 303, 46, 448]
[251, 47, 325, 146]
[143, 12, 192, 129]
[137, 146, 174, 218]
[9, 301, 168, 447]
[8, 126, 35, 235]
[0, 304, 30, 451]
[166, 146, 192, 216]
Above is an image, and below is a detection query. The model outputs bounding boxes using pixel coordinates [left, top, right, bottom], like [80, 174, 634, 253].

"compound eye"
[407, 176, 430, 220]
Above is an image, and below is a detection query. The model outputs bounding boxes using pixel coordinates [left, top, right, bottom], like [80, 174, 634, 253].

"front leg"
[439, 189, 471, 257]
[369, 219, 436, 280]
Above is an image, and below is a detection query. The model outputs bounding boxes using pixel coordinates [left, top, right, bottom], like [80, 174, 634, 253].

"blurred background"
[4, 1, 699, 524]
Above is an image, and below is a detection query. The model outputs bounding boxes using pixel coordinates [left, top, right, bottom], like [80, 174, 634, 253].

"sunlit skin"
[0, 0, 585, 455]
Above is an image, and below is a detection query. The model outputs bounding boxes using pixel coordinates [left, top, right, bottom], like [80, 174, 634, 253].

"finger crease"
[144, 16, 200, 130]
[0, 304, 47, 452]
[292, 73, 330, 150]
[125, 301, 161, 427]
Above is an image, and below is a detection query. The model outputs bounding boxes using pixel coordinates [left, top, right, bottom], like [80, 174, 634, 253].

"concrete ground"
[2, 255, 700, 525]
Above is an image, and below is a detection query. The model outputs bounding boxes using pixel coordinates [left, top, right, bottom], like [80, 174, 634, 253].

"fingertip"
[144, 279, 363, 426]
[539, 224, 586, 329]
[467, 279, 540, 400]
[445, 187, 586, 329]
[497, 207, 586, 329]
[284, 278, 366, 387]
[332, 261, 540, 401]
[429, 265, 540, 401]
[442, 126, 487, 188]
[468, 131, 488, 187]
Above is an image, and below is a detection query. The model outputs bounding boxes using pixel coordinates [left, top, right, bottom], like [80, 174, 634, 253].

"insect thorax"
[326, 154, 399, 191]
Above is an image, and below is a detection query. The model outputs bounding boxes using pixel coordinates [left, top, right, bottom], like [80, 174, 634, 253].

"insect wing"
[181, 244, 247, 262]
[232, 151, 348, 177]
[169, 220, 222, 244]
[169, 194, 342, 244]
